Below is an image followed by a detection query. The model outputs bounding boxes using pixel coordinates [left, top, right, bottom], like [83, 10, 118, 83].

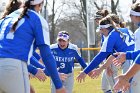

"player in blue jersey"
[29, 52, 68, 81]
[50, 31, 87, 93]
[0, 0, 47, 92]
[94, 10, 119, 93]
[0, 0, 66, 93]
[113, 51, 140, 92]
[0, 0, 51, 93]
[108, 3, 140, 93]
[93, 13, 131, 93]
[76, 14, 135, 93]
[0, 1, 48, 93]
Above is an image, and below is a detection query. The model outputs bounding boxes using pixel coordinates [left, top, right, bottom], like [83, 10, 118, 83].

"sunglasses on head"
[58, 33, 68, 38]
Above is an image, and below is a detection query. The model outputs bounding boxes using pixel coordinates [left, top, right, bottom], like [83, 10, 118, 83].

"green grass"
[30, 68, 103, 93]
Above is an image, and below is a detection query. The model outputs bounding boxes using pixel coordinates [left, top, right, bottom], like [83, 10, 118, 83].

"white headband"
[99, 24, 112, 29]
[30, 0, 44, 5]
[130, 10, 140, 16]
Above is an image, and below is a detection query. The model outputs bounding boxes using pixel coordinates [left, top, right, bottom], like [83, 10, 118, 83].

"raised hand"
[76, 71, 87, 83]
[113, 52, 126, 67]
[35, 68, 47, 82]
[89, 68, 102, 79]
[113, 75, 130, 92]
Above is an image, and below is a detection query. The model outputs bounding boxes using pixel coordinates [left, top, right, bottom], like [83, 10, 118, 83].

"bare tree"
[47, 0, 66, 43]
[111, 0, 119, 14]
[93, 0, 119, 14]
[132, 0, 137, 3]
[80, 0, 87, 27]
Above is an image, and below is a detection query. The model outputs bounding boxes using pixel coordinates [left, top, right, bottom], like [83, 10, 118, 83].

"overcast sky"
[47, 0, 140, 22]
[1, 0, 140, 21]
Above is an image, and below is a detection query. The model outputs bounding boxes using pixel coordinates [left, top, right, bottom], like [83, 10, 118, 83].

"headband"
[130, 10, 140, 16]
[99, 24, 112, 29]
[30, 0, 44, 5]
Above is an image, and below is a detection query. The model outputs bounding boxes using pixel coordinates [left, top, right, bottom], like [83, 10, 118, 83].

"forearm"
[33, 52, 41, 60]
[30, 56, 45, 69]
[38, 44, 62, 89]
[101, 55, 115, 70]
[124, 63, 140, 81]
[27, 64, 38, 75]
[83, 52, 111, 74]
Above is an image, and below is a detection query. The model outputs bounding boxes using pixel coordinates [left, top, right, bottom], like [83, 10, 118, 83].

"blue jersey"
[126, 50, 140, 65]
[0, 8, 50, 62]
[0, 9, 62, 89]
[84, 28, 135, 74]
[51, 43, 87, 74]
[101, 28, 134, 52]
[126, 50, 140, 61]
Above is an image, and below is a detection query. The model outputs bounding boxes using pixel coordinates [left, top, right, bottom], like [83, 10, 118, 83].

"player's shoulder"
[7, 8, 23, 18]
[68, 43, 78, 51]
[110, 29, 121, 36]
[135, 27, 140, 34]
[27, 9, 44, 21]
[50, 43, 58, 49]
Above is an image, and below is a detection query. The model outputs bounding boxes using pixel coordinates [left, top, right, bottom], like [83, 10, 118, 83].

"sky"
[1, 0, 140, 21]
[47, 0, 140, 22]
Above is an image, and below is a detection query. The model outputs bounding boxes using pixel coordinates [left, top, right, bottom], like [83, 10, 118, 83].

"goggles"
[57, 32, 69, 41]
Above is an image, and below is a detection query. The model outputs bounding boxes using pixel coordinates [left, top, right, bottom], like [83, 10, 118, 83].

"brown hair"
[107, 14, 126, 28]
[11, 0, 33, 31]
[131, 3, 140, 12]
[95, 9, 109, 19]
[100, 16, 125, 40]
[0, 0, 22, 19]
[12, 0, 44, 31]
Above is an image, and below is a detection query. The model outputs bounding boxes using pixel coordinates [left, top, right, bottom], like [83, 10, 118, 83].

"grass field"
[30, 68, 103, 93]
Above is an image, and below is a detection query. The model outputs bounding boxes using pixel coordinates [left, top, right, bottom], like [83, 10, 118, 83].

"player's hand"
[87, 70, 93, 77]
[106, 67, 113, 76]
[59, 73, 68, 81]
[56, 86, 67, 93]
[89, 68, 102, 79]
[76, 71, 87, 83]
[35, 68, 47, 82]
[114, 74, 130, 92]
[113, 52, 126, 66]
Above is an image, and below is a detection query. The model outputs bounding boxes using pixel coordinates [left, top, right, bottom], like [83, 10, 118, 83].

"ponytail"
[11, 0, 31, 31]
[103, 9, 109, 17]
[0, 0, 22, 19]
[119, 21, 126, 28]
[107, 17, 125, 41]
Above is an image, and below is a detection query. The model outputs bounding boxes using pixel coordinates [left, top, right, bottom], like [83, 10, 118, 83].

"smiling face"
[58, 39, 69, 49]
[57, 31, 69, 49]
